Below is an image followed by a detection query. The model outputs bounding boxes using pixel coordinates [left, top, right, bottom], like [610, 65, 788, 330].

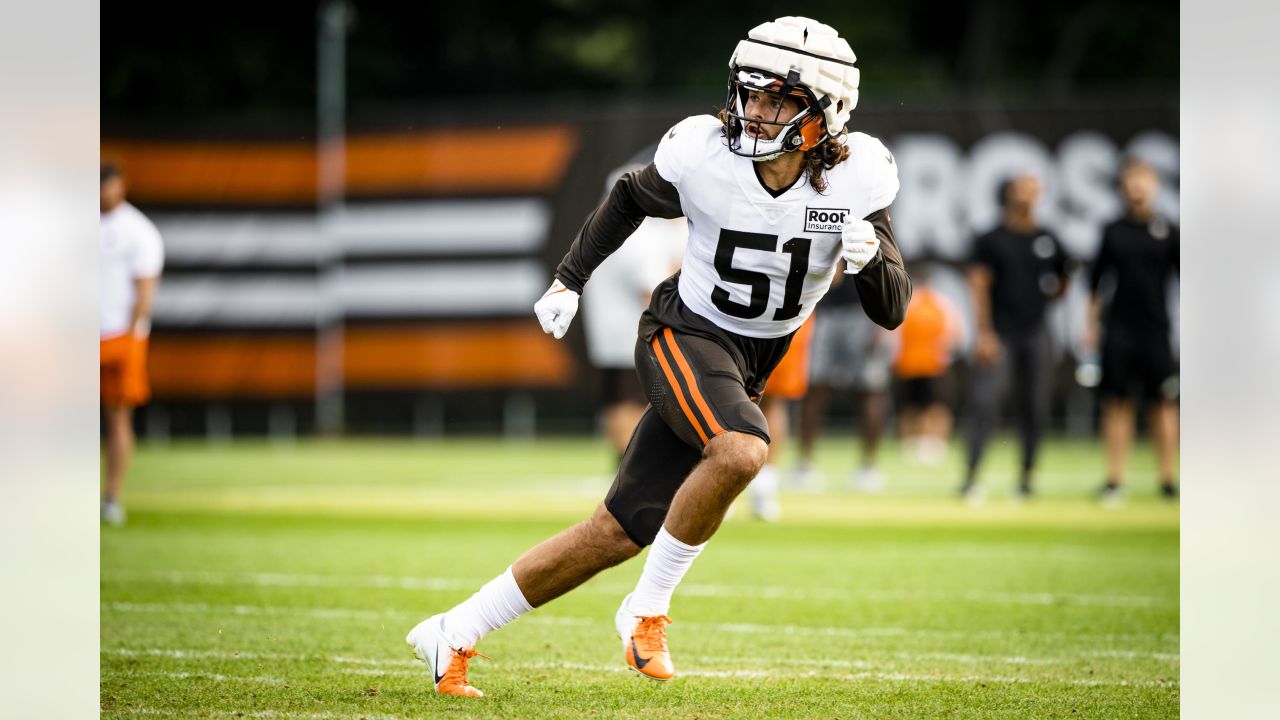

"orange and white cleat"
[406, 614, 487, 698]
[615, 594, 675, 680]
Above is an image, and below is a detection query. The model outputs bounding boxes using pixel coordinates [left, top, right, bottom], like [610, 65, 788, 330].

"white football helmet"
[724, 17, 861, 161]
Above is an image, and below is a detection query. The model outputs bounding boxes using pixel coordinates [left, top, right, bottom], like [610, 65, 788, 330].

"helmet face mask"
[723, 17, 861, 162]
[725, 66, 829, 161]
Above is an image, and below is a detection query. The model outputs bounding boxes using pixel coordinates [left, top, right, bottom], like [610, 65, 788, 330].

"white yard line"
[107, 600, 389, 620]
[105, 647, 419, 668]
[103, 642, 1177, 681]
[101, 649, 1178, 689]
[691, 652, 1066, 668]
[102, 600, 1180, 646]
[121, 707, 409, 720]
[1084, 649, 1181, 661]
[109, 670, 286, 685]
[108, 569, 1171, 608]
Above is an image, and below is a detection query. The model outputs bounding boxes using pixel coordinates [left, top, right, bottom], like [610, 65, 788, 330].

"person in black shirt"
[1086, 159, 1179, 502]
[962, 174, 1069, 500]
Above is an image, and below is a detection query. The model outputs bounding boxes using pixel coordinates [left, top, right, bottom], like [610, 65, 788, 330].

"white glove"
[841, 218, 881, 274]
[534, 278, 580, 339]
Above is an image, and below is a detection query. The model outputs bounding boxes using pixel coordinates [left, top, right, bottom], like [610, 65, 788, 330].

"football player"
[406, 16, 909, 697]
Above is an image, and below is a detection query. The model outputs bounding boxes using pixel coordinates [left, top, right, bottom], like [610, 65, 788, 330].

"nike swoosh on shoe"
[630, 638, 651, 669]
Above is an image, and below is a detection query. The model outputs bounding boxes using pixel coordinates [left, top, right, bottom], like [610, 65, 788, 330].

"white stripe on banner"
[152, 261, 546, 325]
[156, 199, 551, 265]
[153, 276, 323, 326]
[157, 215, 329, 265]
[339, 261, 545, 317]
[333, 199, 550, 256]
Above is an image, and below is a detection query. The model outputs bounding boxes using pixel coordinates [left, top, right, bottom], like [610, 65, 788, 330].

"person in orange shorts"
[100, 162, 164, 525]
[746, 314, 815, 521]
[892, 263, 963, 465]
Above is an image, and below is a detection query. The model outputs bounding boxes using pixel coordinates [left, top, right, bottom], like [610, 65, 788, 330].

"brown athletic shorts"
[604, 326, 776, 546]
[597, 366, 647, 408]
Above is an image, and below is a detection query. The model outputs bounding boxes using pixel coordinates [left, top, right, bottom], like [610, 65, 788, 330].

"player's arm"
[1048, 235, 1071, 301]
[968, 265, 993, 333]
[535, 164, 682, 339]
[129, 275, 159, 337]
[128, 219, 165, 337]
[1084, 230, 1114, 352]
[847, 209, 911, 330]
[554, 164, 682, 293]
[1084, 295, 1104, 354]
[967, 256, 1000, 366]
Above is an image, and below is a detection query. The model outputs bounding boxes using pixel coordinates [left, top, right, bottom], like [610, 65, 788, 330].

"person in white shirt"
[582, 153, 687, 456]
[582, 214, 686, 455]
[100, 162, 164, 526]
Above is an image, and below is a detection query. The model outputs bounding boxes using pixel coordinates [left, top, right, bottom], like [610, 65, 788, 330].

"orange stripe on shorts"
[662, 328, 726, 436]
[651, 334, 710, 444]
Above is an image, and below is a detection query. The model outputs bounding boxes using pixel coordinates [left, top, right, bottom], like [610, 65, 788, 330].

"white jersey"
[100, 202, 164, 339]
[582, 217, 686, 367]
[654, 115, 899, 338]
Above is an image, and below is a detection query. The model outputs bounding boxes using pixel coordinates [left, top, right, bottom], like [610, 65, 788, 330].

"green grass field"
[101, 435, 1178, 719]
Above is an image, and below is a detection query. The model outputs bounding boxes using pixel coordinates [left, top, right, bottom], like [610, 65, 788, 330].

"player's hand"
[534, 278, 580, 340]
[840, 218, 880, 274]
[975, 329, 1003, 367]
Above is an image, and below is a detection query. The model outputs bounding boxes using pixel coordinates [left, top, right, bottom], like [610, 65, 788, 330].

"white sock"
[628, 526, 705, 616]
[441, 566, 533, 647]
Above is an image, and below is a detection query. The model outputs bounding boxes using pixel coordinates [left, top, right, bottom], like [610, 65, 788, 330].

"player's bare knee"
[705, 432, 768, 482]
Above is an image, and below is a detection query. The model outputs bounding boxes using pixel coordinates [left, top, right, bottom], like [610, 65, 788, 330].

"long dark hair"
[717, 108, 850, 194]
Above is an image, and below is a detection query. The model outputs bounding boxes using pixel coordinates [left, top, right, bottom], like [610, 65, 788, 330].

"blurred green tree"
[102, 0, 1177, 127]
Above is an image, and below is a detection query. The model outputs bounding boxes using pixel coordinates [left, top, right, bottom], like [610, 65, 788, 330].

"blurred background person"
[961, 175, 1069, 502]
[794, 267, 897, 493]
[582, 153, 686, 458]
[99, 162, 164, 526]
[1086, 158, 1179, 504]
[748, 315, 816, 521]
[582, 216, 685, 457]
[893, 262, 963, 465]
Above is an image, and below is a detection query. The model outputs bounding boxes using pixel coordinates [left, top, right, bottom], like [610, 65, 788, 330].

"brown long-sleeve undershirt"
[854, 208, 911, 330]
[554, 161, 911, 331]
[554, 164, 682, 294]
